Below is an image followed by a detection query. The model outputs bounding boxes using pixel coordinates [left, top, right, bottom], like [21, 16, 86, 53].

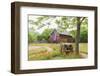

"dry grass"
[28, 43, 88, 60]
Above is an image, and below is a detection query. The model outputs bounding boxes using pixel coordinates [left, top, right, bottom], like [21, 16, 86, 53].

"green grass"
[28, 43, 88, 60]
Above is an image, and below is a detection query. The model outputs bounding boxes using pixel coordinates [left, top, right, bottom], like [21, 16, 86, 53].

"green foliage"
[28, 32, 38, 43]
[70, 24, 88, 43]
[70, 30, 76, 38]
[41, 29, 53, 40]
[37, 34, 43, 41]
[70, 18, 88, 43]
[80, 26, 88, 42]
[55, 16, 69, 32]
[37, 28, 53, 41]
[81, 18, 88, 25]
[28, 28, 53, 42]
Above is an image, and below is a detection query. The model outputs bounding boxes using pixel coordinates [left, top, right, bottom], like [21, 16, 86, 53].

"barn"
[49, 29, 74, 43]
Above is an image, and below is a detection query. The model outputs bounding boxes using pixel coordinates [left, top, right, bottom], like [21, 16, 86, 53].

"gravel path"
[80, 52, 87, 58]
[29, 46, 53, 52]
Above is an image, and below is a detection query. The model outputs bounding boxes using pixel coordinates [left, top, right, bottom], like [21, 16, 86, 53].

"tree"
[70, 26, 88, 43]
[28, 32, 38, 43]
[75, 17, 85, 54]
[55, 16, 69, 32]
[40, 28, 53, 41]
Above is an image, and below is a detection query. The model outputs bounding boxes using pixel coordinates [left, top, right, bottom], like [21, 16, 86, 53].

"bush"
[28, 32, 38, 43]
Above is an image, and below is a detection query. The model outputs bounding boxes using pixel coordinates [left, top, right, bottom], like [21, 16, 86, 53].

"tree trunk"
[75, 17, 81, 55]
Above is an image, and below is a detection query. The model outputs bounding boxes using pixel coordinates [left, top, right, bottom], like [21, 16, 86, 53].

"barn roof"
[59, 31, 70, 36]
[51, 29, 71, 36]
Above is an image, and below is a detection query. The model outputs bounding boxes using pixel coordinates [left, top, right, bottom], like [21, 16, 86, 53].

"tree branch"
[80, 17, 85, 24]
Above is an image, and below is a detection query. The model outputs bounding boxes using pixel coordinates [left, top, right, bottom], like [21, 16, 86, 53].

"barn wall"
[59, 35, 74, 43]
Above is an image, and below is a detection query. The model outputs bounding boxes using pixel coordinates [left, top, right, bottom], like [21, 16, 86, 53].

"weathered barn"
[49, 29, 74, 43]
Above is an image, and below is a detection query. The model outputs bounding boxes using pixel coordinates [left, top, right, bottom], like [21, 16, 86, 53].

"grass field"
[28, 43, 88, 60]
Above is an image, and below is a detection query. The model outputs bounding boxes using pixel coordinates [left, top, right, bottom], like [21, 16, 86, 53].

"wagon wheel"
[60, 43, 74, 55]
